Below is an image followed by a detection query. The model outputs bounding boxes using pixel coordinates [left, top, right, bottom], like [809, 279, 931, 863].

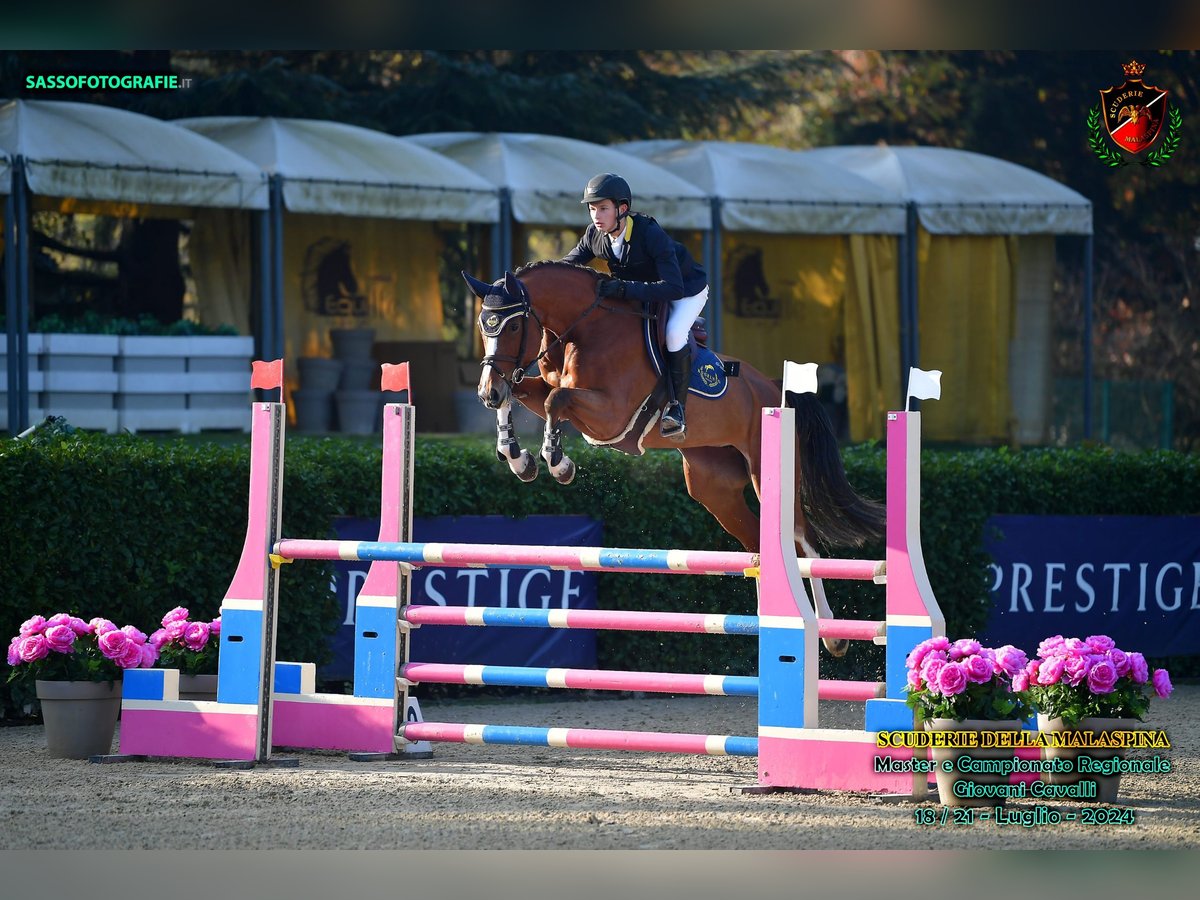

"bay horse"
[463, 262, 886, 655]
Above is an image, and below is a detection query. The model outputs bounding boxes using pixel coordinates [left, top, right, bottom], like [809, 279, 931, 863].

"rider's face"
[588, 200, 626, 235]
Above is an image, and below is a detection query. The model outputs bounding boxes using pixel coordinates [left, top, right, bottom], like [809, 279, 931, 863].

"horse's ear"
[504, 270, 522, 300]
[462, 271, 492, 300]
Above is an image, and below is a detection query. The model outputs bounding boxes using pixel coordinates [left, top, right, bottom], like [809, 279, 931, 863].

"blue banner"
[982, 515, 1200, 657]
[322, 515, 602, 680]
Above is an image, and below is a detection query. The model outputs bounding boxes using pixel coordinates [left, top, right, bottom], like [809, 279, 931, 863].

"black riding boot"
[661, 347, 691, 441]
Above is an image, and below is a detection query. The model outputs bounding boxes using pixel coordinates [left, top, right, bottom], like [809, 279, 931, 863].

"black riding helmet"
[581, 173, 632, 209]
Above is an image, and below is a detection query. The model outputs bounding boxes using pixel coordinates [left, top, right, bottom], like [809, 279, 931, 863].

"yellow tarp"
[917, 231, 1017, 442]
[720, 232, 899, 441]
[281, 213, 445, 395]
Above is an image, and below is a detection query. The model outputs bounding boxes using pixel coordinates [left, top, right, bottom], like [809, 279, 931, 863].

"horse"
[463, 261, 886, 655]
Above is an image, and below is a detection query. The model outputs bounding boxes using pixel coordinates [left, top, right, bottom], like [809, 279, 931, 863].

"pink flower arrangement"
[6, 613, 157, 687]
[904, 636, 1034, 722]
[1026, 634, 1172, 726]
[149, 607, 221, 676]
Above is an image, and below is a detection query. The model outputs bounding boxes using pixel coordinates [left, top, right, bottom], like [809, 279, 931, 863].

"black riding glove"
[598, 278, 626, 299]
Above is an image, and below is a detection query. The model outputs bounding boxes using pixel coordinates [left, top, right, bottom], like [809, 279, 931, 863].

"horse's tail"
[785, 390, 887, 549]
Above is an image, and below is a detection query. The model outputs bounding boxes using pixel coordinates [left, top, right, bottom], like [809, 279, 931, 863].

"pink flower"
[149, 629, 170, 650]
[1012, 670, 1030, 692]
[964, 654, 994, 684]
[1128, 652, 1149, 685]
[937, 662, 968, 696]
[994, 645, 1028, 677]
[1086, 660, 1118, 694]
[1038, 656, 1065, 686]
[122, 625, 148, 646]
[117, 640, 144, 669]
[89, 617, 118, 636]
[16, 634, 49, 663]
[921, 656, 947, 690]
[1025, 659, 1041, 684]
[1036, 635, 1066, 658]
[906, 636, 950, 672]
[161, 606, 190, 626]
[1152, 669, 1173, 699]
[7, 636, 23, 666]
[1085, 634, 1115, 654]
[44, 624, 77, 654]
[907, 667, 923, 690]
[138, 643, 160, 668]
[97, 629, 130, 660]
[1062, 654, 1090, 686]
[46, 613, 74, 628]
[1108, 648, 1130, 677]
[948, 639, 981, 661]
[164, 619, 188, 641]
[19, 615, 47, 636]
[209, 617, 221, 636]
[1063, 637, 1089, 657]
[68, 616, 93, 636]
[182, 621, 211, 652]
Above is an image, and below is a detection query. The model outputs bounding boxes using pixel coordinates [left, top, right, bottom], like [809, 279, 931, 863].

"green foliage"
[19, 311, 240, 336]
[3, 430, 1198, 718]
[1027, 679, 1152, 727]
[906, 678, 1034, 723]
[1142, 106, 1182, 168]
[1087, 105, 1127, 168]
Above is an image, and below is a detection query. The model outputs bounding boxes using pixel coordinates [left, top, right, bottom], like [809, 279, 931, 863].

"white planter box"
[2, 333, 254, 434]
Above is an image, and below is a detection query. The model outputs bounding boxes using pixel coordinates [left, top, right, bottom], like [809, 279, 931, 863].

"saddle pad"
[643, 317, 729, 400]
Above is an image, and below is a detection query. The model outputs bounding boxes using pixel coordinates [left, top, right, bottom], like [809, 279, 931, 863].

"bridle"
[478, 275, 606, 386]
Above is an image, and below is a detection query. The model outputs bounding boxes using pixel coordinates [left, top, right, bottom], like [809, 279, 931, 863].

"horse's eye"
[507, 321, 520, 332]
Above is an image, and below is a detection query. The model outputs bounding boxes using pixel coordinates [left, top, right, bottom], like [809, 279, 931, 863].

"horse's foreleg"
[495, 401, 538, 483]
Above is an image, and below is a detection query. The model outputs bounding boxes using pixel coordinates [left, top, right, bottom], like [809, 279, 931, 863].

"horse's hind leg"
[797, 535, 849, 658]
[679, 446, 761, 552]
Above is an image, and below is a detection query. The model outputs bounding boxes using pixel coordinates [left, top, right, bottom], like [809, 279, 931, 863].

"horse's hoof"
[550, 457, 576, 485]
[510, 450, 538, 482]
[822, 638, 850, 658]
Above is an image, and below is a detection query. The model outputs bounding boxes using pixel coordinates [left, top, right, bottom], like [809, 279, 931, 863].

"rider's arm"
[619, 221, 685, 305]
[559, 226, 598, 266]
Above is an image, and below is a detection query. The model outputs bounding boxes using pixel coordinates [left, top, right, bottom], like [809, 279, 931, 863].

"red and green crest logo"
[1088, 59, 1182, 168]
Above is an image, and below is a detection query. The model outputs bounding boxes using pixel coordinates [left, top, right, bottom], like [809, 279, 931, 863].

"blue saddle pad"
[643, 318, 729, 400]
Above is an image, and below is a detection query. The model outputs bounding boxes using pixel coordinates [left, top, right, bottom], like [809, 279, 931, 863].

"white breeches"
[665, 286, 709, 352]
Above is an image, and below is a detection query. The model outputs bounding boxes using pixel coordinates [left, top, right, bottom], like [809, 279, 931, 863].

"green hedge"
[2, 427, 1197, 716]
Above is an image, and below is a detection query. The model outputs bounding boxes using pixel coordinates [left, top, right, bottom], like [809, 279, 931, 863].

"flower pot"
[178, 674, 219, 702]
[330, 328, 376, 361]
[926, 718, 1023, 807]
[297, 356, 344, 392]
[336, 390, 381, 434]
[292, 389, 335, 432]
[1037, 714, 1131, 804]
[338, 358, 377, 391]
[35, 679, 122, 759]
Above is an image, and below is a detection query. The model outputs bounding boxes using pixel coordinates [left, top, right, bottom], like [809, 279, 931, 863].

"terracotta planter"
[35, 679, 122, 759]
[1038, 714, 1133, 804]
[926, 718, 1023, 807]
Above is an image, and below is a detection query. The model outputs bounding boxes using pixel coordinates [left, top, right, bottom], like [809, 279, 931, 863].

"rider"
[559, 173, 708, 441]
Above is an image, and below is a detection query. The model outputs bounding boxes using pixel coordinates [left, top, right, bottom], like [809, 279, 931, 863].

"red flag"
[381, 362, 411, 402]
[251, 359, 283, 390]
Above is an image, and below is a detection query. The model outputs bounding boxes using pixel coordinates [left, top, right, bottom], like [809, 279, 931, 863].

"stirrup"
[661, 402, 686, 440]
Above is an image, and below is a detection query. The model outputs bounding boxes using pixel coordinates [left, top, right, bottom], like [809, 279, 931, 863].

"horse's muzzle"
[479, 378, 510, 410]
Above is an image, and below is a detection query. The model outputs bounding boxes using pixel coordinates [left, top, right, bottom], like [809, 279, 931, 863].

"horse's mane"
[514, 259, 604, 281]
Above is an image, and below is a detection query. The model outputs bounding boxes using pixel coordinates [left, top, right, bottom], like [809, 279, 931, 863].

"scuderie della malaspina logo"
[1088, 59, 1182, 168]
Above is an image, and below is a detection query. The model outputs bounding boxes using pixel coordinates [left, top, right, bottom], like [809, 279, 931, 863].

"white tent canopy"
[618, 139, 907, 234]
[176, 117, 499, 222]
[0, 100, 267, 209]
[407, 132, 711, 230]
[800, 145, 1093, 235]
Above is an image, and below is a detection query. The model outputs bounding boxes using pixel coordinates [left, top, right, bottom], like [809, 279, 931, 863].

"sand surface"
[2, 688, 1197, 850]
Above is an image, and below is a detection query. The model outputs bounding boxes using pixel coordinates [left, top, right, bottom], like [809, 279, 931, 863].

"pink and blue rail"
[403, 722, 758, 756]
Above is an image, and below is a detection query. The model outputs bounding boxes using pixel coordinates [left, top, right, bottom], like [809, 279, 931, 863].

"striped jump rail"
[401, 722, 759, 757]
[273, 539, 887, 582]
[402, 605, 886, 644]
[401, 661, 885, 701]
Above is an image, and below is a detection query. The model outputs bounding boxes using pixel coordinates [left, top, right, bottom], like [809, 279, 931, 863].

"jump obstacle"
[113, 362, 946, 794]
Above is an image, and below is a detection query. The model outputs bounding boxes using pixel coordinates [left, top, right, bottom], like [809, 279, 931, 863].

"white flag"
[906, 367, 942, 409]
[783, 361, 819, 397]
